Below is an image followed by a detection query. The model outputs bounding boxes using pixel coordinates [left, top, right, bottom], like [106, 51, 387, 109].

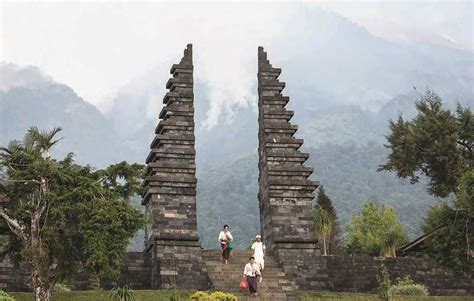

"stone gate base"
[146, 240, 208, 290]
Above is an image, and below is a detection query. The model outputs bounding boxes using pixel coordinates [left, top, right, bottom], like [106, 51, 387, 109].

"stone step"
[203, 249, 298, 300]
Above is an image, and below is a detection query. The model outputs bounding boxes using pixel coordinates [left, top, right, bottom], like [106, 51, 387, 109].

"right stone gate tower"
[257, 46, 319, 274]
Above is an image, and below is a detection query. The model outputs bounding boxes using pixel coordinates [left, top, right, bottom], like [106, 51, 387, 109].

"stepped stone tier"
[257, 46, 321, 287]
[202, 250, 299, 301]
[142, 44, 208, 290]
[257, 46, 319, 250]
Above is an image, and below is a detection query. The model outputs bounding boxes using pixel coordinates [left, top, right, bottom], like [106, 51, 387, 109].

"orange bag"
[240, 277, 248, 289]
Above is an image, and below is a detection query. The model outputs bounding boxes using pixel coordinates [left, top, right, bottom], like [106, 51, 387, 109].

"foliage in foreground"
[0, 290, 15, 301]
[11, 290, 192, 301]
[52, 283, 71, 293]
[7, 290, 473, 301]
[298, 291, 472, 301]
[376, 264, 391, 301]
[0, 127, 146, 301]
[189, 291, 237, 301]
[377, 264, 429, 301]
[110, 286, 135, 301]
[388, 277, 429, 296]
[346, 201, 408, 257]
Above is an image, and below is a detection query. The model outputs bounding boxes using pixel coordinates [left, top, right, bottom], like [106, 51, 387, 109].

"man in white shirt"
[251, 235, 266, 282]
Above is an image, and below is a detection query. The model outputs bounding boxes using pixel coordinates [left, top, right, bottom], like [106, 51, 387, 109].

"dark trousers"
[221, 243, 231, 260]
[247, 276, 257, 293]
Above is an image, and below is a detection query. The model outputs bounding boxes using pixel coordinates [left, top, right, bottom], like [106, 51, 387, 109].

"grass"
[298, 291, 474, 301]
[9, 290, 474, 301]
[11, 290, 191, 301]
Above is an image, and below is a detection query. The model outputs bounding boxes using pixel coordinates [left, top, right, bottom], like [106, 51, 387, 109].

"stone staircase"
[202, 249, 299, 301]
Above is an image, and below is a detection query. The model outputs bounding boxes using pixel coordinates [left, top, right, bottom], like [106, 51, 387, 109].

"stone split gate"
[1, 44, 472, 296]
[139, 44, 473, 295]
[142, 44, 319, 289]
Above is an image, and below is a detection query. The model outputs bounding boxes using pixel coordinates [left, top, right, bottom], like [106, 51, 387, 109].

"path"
[202, 249, 299, 301]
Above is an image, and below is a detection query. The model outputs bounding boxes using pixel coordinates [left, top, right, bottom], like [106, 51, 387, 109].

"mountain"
[0, 64, 119, 168]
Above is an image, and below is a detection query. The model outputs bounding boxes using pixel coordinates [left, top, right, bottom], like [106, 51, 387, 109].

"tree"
[314, 207, 332, 256]
[346, 201, 408, 257]
[315, 186, 340, 254]
[379, 90, 473, 271]
[379, 90, 472, 198]
[0, 127, 145, 301]
[420, 171, 473, 272]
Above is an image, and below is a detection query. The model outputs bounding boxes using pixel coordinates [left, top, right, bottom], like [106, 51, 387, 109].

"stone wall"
[275, 252, 474, 296]
[3, 251, 472, 296]
[0, 256, 30, 292]
[0, 252, 150, 292]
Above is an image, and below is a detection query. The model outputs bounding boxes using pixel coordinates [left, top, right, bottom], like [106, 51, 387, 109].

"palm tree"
[27, 126, 63, 159]
[0, 126, 63, 301]
[314, 207, 333, 256]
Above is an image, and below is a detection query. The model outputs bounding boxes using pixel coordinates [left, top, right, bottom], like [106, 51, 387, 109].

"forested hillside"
[194, 142, 440, 249]
[2, 6, 472, 251]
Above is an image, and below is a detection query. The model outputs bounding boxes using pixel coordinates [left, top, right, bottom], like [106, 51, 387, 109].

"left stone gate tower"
[142, 44, 208, 289]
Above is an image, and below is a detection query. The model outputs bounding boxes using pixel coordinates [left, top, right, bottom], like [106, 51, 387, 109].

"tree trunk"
[89, 269, 101, 290]
[31, 205, 54, 301]
[32, 273, 52, 301]
[322, 236, 327, 256]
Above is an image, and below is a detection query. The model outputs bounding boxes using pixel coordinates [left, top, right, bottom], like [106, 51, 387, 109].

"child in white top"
[243, 256, 260, 296]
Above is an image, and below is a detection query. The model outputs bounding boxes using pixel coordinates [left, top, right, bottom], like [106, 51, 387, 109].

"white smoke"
[2, 2, 472, 129]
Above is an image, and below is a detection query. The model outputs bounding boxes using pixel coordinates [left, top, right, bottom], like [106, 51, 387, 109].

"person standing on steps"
[251, 234, 266, 283]
[243, 256, 260, 297]
[218, 224, 233, 264]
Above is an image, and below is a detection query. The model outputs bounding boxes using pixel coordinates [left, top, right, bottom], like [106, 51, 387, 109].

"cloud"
[316, 0, 473, 50]
[1, 1, 472, 129]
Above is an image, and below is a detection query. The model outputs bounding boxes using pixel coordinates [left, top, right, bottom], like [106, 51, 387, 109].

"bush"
[109, 285, 135, 301]
[0, 290, 15, 301]
[189, 291, 211, 301]
[388, 276, 429, 296]
[209, 291, 237, 301]
[189, 291, 237, 301]
[376, 264, 391, 301]
[53, 283, 71, 292]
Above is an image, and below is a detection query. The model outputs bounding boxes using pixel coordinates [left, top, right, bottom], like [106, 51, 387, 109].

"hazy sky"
[1, 1, 472, 124]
